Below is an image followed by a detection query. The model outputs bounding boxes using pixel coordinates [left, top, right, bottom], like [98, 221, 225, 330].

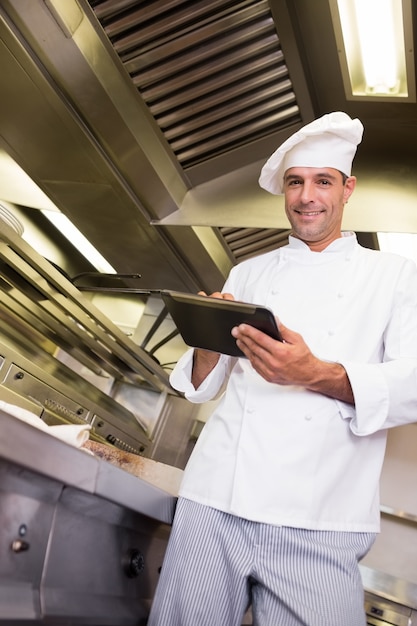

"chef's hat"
[258, 111, 364, 195]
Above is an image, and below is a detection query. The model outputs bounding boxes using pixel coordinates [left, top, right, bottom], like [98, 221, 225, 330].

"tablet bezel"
[161, 290, 282, 357]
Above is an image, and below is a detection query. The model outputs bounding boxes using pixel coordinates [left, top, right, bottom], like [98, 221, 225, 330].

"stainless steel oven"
[361, 566, 417, 626]
[365, 591, 417, 625]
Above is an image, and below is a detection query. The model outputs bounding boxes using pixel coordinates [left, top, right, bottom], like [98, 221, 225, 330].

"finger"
[277, 322, 300, 344]
[198, 291, 224, 299]
[207, 291, 235, 300]
[235, 330, 273, 361]
[233, 324, 278, 350]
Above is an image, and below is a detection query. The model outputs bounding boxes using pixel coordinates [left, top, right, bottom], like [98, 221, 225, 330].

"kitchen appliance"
[0, 409, 175, 625]
[0, 213, 193, 457]
[361, 566, 417, 626]
[364, 591, 417, 626]
[0, 191, 190, 624]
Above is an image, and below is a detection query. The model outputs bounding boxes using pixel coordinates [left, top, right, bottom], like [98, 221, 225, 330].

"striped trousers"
[148, 498, 375, 626]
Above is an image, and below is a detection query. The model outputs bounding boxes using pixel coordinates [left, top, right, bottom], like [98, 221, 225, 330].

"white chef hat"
[258, 111, 364, 195]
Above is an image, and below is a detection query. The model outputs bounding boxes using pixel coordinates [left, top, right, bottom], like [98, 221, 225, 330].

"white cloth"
[258, 112, 363, 194]
[170, 233, 417, 532]
[0, 400, 91, 447]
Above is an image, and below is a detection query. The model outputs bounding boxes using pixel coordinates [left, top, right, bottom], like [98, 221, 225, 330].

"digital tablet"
[161, 290, 282, 358]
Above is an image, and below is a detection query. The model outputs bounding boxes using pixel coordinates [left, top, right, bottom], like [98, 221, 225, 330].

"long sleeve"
[340, 257, 417, 435]
[169, 349, 236, 403]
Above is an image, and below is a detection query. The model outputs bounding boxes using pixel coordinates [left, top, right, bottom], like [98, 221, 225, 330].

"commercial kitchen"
[0, 1, 417, 625]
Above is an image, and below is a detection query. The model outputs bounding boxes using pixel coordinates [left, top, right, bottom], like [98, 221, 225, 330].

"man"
[148, 112, 417, 626]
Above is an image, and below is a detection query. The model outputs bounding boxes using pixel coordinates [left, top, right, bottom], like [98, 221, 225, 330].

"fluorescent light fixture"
[377, 232, 417, 265]
[0, 149, 57, 210]
[329, 0, 416, 101]
[42, 209, 116, 274]
[0, 149, 116, 274]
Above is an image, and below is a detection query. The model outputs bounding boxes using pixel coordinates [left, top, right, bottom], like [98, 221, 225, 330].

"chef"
[148, 111, 417, 626]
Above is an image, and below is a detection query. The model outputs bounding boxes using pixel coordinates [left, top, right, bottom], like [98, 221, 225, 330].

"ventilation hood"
[0, 0, 416, 295]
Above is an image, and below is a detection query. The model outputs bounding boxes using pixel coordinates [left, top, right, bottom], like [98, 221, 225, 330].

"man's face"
[283, 167, 356, 251]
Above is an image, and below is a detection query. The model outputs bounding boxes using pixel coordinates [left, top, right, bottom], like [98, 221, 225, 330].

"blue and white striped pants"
[148, 498, 375, 626]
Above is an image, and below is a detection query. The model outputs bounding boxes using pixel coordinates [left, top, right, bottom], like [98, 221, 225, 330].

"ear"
[343, 176, 356, 203]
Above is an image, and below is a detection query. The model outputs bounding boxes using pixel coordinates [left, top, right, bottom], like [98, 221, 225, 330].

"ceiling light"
[42, 209, 116, 274]
[0, 149, 116, 274]
[329, 0, 416, 101]
[377, 232, 417, 265]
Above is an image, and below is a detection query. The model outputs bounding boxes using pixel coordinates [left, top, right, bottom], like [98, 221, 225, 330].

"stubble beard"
[288, 204, 329, 243]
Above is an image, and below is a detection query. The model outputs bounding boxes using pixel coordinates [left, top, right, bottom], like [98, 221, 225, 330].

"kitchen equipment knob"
[11, 539, 30, 552]
[18, 524, 27, 536]
[123, 549, 145, 578]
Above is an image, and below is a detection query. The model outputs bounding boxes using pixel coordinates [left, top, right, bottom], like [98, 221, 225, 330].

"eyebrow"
[285, 171, 340, 183]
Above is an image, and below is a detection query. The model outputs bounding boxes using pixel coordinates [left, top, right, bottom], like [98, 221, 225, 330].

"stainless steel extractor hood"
[0, 0, 416, 304]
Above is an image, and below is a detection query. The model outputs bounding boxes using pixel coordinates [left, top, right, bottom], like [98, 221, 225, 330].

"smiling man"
[261, 110, 361, 252]
[283, 167, 355, 250]
[148, 112, 417, 626]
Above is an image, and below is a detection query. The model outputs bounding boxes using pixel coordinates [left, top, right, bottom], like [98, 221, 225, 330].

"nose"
[299, 180, 316, 203]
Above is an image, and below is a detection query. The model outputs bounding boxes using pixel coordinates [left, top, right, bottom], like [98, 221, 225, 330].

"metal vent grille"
[219, 227, 291, 263]
[88, 0, 301, 168]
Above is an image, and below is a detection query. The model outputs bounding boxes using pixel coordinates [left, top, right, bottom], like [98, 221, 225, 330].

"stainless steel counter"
[0, 409, 176, 523]
[4, 410, 417, 626]
[361, 565, 417, 612]
[361, 564, 417, 625]
[0, 410, 176, 625]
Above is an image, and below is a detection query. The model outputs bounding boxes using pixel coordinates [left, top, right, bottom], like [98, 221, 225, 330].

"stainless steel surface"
[0, 216, 177, 455]
[0, 343, 150, 453]
[361, 565, 417, 626]
[113, 0, 302, 167]
[0, 0, 229, 294]
[361, 566, 417, 613]
[0, 410, 174, 625]
[0, 212, 198, 464]
[364, 593, 415, 626]
[380, 505, 417, 526]
[0, 218, 173, 392]
[0, 409, 176, 522]
[0, 0, 415, 306]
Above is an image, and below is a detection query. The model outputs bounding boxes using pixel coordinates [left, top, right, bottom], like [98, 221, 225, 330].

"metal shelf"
[0, 220, 173, 393]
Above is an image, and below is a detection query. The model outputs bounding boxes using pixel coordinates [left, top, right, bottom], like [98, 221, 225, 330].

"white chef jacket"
[170, 233, 417, 532]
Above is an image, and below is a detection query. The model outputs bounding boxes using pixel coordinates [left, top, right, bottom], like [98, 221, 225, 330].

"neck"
[292, 232, 343, 252]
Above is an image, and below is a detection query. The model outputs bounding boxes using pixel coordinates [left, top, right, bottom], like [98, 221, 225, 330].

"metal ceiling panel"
[219, 226, 291, 262]
[88, 0, 301, 167]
